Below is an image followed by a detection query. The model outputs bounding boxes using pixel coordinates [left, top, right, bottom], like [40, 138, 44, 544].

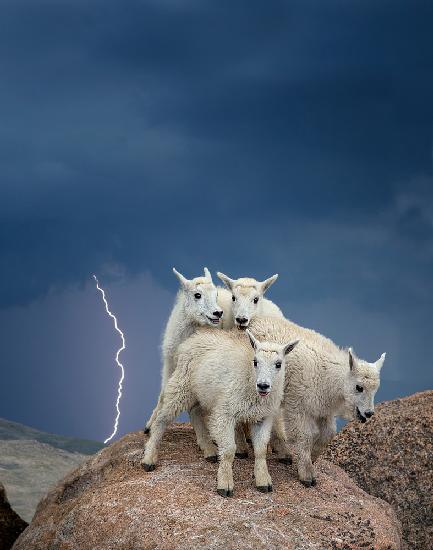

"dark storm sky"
[1, 0, 432, 441]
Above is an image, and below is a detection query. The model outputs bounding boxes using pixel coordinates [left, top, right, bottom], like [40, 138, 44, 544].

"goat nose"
[364, 410, 374, 418]
[257, 383, 270, 391]
[236, 317, 248, 325]
[213, 310, 223, 318]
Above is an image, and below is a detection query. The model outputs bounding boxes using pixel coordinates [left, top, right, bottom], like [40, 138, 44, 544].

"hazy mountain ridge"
[0, 418, 104, 455]
[0, 419, 104, 522]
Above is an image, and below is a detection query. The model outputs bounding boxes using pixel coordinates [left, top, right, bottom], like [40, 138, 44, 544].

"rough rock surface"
[0, 483, 27, 550]
[15, 424, 401, 549]
[324, 391, 433, 550]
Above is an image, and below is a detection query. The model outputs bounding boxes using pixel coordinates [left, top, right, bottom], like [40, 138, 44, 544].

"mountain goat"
[145, 269, 285, 458]
[248, 316, 386, 487]
[217, 272, 283, 329]
[144, 267, 223, 434]
[214, 271, 285, 457]
[141, 328, 299, 497]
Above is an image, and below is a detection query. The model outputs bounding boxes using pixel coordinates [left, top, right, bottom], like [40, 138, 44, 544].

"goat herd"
[142, 268, 386, 497]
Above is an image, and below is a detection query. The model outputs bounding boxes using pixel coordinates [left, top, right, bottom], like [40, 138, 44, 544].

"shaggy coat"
[144, 268, 222, 433]
[142, 328, 297, 496]
[248, 316, 385, 486]
[146, 271, 284, 457]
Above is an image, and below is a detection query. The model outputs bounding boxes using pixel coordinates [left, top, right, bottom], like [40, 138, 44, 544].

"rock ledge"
[325, 390, 433, 550]
[15, 424, 402, 549]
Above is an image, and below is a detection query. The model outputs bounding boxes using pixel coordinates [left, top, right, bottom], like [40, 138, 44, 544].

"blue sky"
[1, 0, 432, 441]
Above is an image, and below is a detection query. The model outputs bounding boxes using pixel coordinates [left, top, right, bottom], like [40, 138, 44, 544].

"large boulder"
[14, 424, 401, 549]
[0, 483, 27, 550]
[324, 391, 432, 550]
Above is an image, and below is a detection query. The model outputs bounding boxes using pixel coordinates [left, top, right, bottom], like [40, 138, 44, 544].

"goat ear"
[217, 272, 235, 291]
[283, 339, 299, 356]
[246, 329, 258, 350]
[203, 267, 213, 283]
[348, 347, 357, 371]
[375, 352, 386, 372]
[173, 268, 190, 289]
[260, 274, 278, 294]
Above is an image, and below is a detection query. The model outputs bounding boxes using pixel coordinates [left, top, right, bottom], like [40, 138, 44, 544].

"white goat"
[144, 267, 223, 433]
[215, 272, 285, 457]
[248, 316, 386, 487]
[141, 328, 299, 497]
[146, 269, 285, 458]
[217, 272, 283, 329]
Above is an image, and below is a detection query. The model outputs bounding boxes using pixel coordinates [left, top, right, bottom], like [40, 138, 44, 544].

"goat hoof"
[235, 452, 248, 459]
[300, 479, 313, 487]
[278, 456, 292, 465]
[142, 463, 155, 472]
[143, 427, 150, 435]
[311, 478, 317, 486]
[217, 488, 234, 497]
[205, 455, 218, 463]
[256, 484, 273, 493]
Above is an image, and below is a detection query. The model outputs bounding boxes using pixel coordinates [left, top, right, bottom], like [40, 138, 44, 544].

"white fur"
[248, 316, 386, 486]
[145, 269, 284, 443]
[142, 328, 298, 496]
[144, 268, 223, 431]
[216, 272, 283, 329]
[214, 273, 284, 455]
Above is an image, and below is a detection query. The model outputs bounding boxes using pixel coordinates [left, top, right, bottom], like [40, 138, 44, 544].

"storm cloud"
[0, 0, 432, 439]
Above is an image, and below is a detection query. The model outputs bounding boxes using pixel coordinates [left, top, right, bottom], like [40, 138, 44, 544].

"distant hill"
[0, 439, 88, 523]
[0, 419, 105, 522]
[0, 418, 104, 455]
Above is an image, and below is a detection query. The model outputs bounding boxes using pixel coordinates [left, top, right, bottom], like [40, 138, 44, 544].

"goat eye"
[232, 295, 236, 302]
[253, 297, 259, 304]
[194, 293, 201, 299]
[253, 359, 257, 367]
[356, 384, 364, 393]
[275, 361, 282, 369]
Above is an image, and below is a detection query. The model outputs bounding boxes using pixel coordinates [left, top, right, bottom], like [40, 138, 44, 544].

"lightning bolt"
[93, 274, 126, 444]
